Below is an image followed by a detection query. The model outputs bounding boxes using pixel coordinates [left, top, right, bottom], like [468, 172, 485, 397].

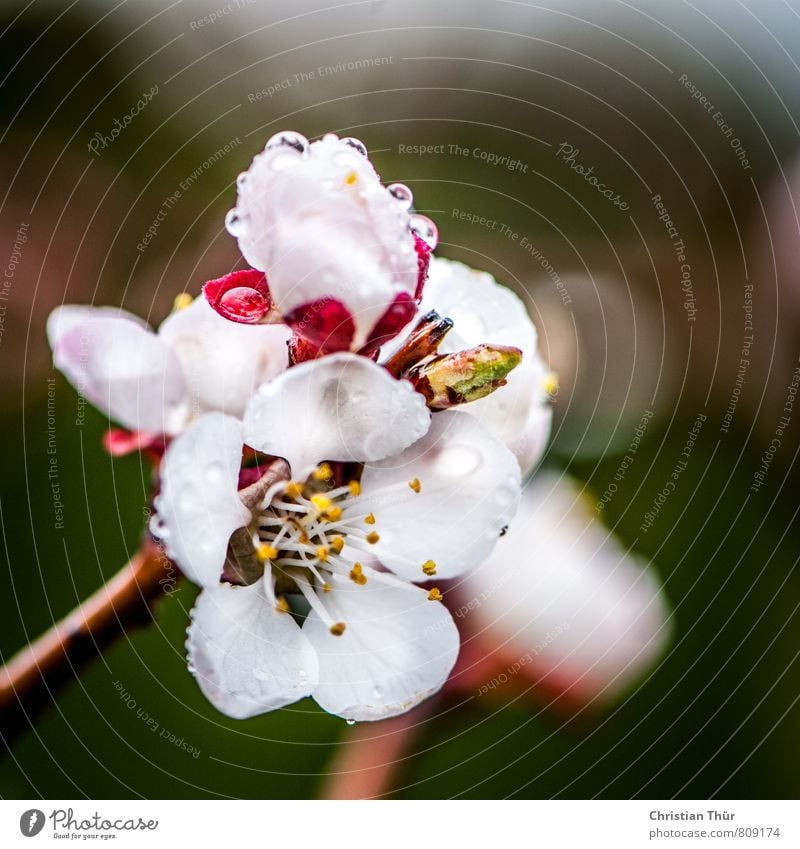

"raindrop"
[387, 183, 413, 210]
[437, 444, 481, 476]
[225, 208, 244, 237]
[341, 137, 367, 156]
[265, 130, 310, 155]
[345, 718, 356, 726]
[322, 133, 340, 142]
[409, 214, 439, 250]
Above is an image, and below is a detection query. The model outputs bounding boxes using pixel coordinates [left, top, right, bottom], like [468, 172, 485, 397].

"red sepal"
[203, 269, 273, 324]
[283, 297, 355, 354]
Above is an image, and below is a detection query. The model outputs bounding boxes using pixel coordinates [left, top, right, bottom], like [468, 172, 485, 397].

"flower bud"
[409, 344, 523, 410]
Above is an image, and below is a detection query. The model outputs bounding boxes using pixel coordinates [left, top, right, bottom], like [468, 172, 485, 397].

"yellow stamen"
[331, 535, 345, 554]
[323, 582, 332, 593]
[330, 622, 347, 636]
[316, 545, 329, 563]
[326, 505, 343, 522]
[422, 559, 437, 576]
[172, 292, 193, 312]
[364, 512, 376, 525]
[348, 480, 361, 496]
[276, 595, 290, 613]
[312, 463, 333, 481]
[349, 562, 367, 585]
[543, 371, 559, 396]
[427, 588, 443, 602]
[285, 481, 303, 499]
[311, 494, 332, 512]
[344, 170, 358, 185]
[366, 531, 380, 544]
[409, 478, 421, 493]
[256, 544, 278, 561]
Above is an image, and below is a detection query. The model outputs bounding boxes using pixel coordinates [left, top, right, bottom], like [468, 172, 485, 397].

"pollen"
[275, 595, 291, 613]
[366, 531, 380, 544]
[422, 559, 437, 576]
[543, 371, 559, 396]
[344, 170, 358, 185]
[427, 588, 443, 602]
[172, 292, 193, 311]
[409, 478, 421, 493]
[326, 505, 343, 522]
[348, 480, 361, 496]
[312, 463, 333, 481]
[285, 481, 303, 499]
[364, 512, 376, 525]
[323, 582, 332, 593]
[331, 535, 345, 554]
[349, 562, 367, 585]
[256, 544, 278, 561]
[311, 494, 332, 512]
[316, 545, 330, 563]
[330, 622, 347, 636]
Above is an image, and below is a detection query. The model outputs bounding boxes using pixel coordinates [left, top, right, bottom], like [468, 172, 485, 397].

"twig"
[0, 538, 172, 744]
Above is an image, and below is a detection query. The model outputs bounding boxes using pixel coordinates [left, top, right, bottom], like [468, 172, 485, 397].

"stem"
[0, 538, 172, 743]
[320, 700, 435, 799]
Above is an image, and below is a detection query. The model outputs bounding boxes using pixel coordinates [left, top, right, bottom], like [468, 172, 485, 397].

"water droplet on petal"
[265, 130, 310, 155]
[437, 444, 481, 477]
[387, 183, 413, 210]
[225, 208, 246, 237]
[345, 718, 356, 726]
[219, 286, 271, 322]
[341, 137, 367, 156]
[409, 214, 438, 250]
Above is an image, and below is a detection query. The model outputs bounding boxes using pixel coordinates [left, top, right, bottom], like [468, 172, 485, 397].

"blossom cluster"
[49, 131, 557, 721]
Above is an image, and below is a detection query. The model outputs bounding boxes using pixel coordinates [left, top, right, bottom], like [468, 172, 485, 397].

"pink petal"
[282, 297, 355, 354]
[203, 269, 273, 324]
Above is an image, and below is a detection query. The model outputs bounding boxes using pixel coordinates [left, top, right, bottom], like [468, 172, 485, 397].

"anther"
[349, 562, 367, 585]
[409, 478, 421, 493]
[427, 588, 443, 602]
[286, 481, 303, 499]
[422, 559, 437, 576]
[312, 463, 333, 481]
[331, 535, 345, 554]
[276, 595, 291, 613]
[316, 545, 330, 563]
[311, 494, 332, 512]
[326, 506, 343, 521]
[329, 622, 347, 636]
[366, 531, 380, 544]
[364, 513, 376, 525]
[256, 544, 278, 561]
[172, 292, 193, 311]
[348, 480, 361, 496]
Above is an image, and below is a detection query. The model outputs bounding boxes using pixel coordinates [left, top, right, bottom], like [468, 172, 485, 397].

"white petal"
[304, 568, 458, 721]
[512, 400, 554, 477]
[154, 413, 251, 587]
[461, 472, 672, 701]
[356, 410, 521, 581]
[243, 353, 430, 475]
[158, 297, 290, 419]
[187, 580, 318, 718]
[49, 308, 187, 433]
[233, 135, 418, 348]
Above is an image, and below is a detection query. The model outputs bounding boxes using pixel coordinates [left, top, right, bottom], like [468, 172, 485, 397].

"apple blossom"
[457, 472, 671, 703]
[216, 131, 434, 353]
[151, 353, 521, 720]
[47, 295, 291, 439]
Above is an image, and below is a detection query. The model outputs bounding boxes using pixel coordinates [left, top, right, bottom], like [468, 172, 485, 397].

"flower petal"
[153, 412, 251, 587]
[243, 353, 430, 476]
[202, 269, 274, 324]
[356, 410, 521, 581]
[48, 307, 187, 434]
[187, 579, 318, 718]
[461, 472, 672, 702]
[158, 296, 290, 419]
[304, 569, 458, 721]
[232, 134, 419, 349]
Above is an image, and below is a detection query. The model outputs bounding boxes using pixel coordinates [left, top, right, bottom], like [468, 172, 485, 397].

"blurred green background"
[2, 0, 800, 798]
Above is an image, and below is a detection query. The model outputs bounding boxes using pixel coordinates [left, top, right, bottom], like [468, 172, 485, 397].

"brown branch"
[0, 538, 173, 744]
